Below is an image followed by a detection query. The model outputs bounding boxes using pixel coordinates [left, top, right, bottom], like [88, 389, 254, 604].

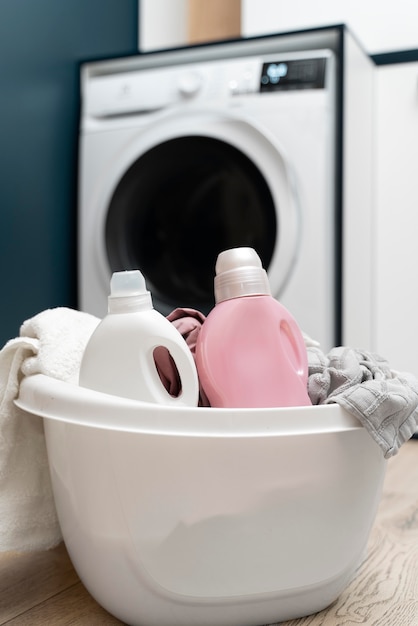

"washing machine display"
[79, 48, 336, 351]
[260, 57, 326, 91]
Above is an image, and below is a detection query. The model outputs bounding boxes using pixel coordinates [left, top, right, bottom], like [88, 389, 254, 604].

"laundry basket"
[16, 374, 386, 626]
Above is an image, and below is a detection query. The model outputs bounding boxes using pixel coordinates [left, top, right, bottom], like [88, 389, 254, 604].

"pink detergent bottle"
[195, 247, 311, 408]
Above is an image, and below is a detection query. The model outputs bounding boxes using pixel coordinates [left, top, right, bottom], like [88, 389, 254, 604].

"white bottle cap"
[214, 247, 271, 303]
[108, 270, 153, 313]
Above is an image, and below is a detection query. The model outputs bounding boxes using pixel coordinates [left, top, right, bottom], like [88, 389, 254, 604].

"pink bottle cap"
[214, 247, 271, 303]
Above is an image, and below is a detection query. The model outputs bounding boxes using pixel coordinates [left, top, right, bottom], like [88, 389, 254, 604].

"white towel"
[0, 307, 99, 552]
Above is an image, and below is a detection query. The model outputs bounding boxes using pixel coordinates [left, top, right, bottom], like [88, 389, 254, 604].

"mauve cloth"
[155, 308, 210, 407]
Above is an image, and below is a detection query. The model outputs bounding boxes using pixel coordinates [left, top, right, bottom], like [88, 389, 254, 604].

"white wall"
[374, 61, 418, 374]
[140, 0, 418, 54]
[139, 0, 187, 51]
[242, 0, 418, 54]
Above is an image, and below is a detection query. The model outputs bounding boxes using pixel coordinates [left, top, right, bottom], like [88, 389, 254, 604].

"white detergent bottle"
[79, 270, 199, 407]
[195, 247, 311, 408]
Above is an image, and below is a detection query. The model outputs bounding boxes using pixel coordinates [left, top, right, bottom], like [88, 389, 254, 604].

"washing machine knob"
[178, 72, 203, 97]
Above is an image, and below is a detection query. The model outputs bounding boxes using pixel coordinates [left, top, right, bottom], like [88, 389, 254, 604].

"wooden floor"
[0, 440, 417, 625]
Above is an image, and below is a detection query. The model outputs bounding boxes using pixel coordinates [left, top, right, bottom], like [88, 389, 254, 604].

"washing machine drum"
[104, 127, 298, 315]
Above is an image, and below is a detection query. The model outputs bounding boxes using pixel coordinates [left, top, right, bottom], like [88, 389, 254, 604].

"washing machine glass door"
[104, 112, 299, 315]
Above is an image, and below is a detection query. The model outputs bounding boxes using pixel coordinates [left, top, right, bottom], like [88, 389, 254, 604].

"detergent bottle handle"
[145, 334, 200, 407]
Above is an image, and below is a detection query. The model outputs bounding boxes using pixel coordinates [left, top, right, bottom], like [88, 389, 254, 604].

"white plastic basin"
[16, 374, 386, 626]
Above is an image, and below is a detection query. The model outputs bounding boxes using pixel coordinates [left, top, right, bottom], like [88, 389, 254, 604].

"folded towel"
[307, 345, 418, 458]
[0, 307, 99, 551]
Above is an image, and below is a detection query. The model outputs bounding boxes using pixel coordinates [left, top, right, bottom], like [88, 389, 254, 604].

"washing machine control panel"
[82, 52, 332, 119]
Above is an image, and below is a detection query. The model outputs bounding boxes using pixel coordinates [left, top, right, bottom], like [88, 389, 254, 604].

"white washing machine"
[78, 27, 374, 353]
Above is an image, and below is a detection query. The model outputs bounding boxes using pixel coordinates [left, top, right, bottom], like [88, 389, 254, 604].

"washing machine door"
[97, 108, 300, 315]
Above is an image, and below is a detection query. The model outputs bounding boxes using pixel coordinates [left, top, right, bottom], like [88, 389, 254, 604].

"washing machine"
[78, 27, 374, 353]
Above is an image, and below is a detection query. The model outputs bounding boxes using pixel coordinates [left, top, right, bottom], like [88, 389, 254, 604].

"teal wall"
[0, 0, 138, 346]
